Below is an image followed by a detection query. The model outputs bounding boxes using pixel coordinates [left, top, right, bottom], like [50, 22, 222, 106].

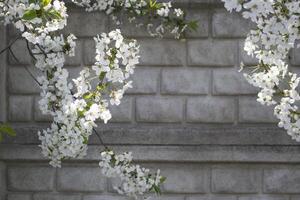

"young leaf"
[83, 136, 88, 144]
[0, 124, 16, 137]
[99, 72, 106, 81]
[22, 10, 37, 21]
[41, 0, 51, 7]
[77, 110, 85, 118]
[188, 20, 198, 32]
[152, 185, 161, 195]
[83, 92, 93, 100]
[47, 8, 62, 19]
[160, 176, 167, 183]
[149, 0, 155, 8]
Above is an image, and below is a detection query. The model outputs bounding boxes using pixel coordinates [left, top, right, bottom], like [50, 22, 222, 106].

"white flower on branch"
[222, 0, 300, 141]
[99, 149, 166, 198]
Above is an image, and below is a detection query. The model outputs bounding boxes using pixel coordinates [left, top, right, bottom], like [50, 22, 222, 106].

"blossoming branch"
[0, 0, 197, 198]
[222, 0, 300, 141]
[71, 0, 198, 39]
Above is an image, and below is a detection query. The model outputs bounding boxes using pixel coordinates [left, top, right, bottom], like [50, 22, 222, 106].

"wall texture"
[1, 0, 300, 200]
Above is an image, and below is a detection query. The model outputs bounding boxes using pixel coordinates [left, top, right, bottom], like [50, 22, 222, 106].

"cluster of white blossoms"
[38, 29, 139, 167]
[0, 0, 138, 167]
[5, 0, 300, 197]
[71, 0, 197, 39]
[223, 0, 300, 141]
[0, 0, 166, 197]
[99, 150, 166, 198]
[1, 0, 80, 166]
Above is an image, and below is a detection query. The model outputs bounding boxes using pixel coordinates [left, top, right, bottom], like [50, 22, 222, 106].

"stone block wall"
[1, 1, 300, 200]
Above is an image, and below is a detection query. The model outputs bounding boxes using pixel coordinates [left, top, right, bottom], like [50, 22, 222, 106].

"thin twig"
[93, 127, 108, 149]
[0, 34, 22, 55]
[9, 47, 42, 86]
[9, 41, 108, 149]
[70, 91, 108, 148]
[9, 46, 61, 129]
[32, 51, 64, 55]
[24, 66, 42, 86]
[70, 90, 108, 147]
[36, 43, 47, 56]
[26, 40, 37, 61]
[8, 47, 20, 63]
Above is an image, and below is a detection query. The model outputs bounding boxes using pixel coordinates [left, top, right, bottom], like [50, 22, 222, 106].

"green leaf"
[22, 9, 37, 21]
[41, 0, 51, 7]
[154, 3, 162, 9]
[188, 20, 198, 32]
[149, 0, 156, 8]
[47, 8, 62, 19]
[160, 176, 167, 183]
[77, 110, 84, 118]
[83, 92, 93, 100]
[149, 0, 162, 10]
[96, 85, 104, 91]
[86, 101, 93, 108]
[0, 124, 16, 137]
[83, 136, 88, 144]
[152, 185, 161, 195]
[99, 72, 106, 81]
[29, 0, 37, 4]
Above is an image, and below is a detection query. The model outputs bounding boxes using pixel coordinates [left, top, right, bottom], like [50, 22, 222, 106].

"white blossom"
[71, 0, 191, 39]
[99, 150, 165, 198]
[222, 0, 300, 141]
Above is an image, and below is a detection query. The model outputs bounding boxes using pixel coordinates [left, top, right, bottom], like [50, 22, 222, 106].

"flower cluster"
[71, 0, 198, 39]
[0, 0, 67, 32]
[0, 0, 139, 166]
[38, 29, 139, 167]
[223, 0, 300, 141]
[99, 149, 166, 198]
[0, 0, 190, 197]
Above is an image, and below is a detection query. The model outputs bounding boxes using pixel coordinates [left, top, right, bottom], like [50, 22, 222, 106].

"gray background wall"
[1, 0, 300, 200]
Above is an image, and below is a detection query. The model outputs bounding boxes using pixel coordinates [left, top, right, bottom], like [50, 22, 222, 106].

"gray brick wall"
[1, 1, 300, 200]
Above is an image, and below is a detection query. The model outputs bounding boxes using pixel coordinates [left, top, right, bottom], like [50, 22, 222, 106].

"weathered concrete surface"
[1, 1, 300, 200]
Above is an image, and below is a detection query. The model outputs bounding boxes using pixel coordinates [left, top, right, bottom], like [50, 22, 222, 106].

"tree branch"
[14, 42, 108, 148]
[93, 127, 108, 149]
[0, 34, 22, 56]
[8, 47, 42, 86]
[26, 40, 37, 61]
